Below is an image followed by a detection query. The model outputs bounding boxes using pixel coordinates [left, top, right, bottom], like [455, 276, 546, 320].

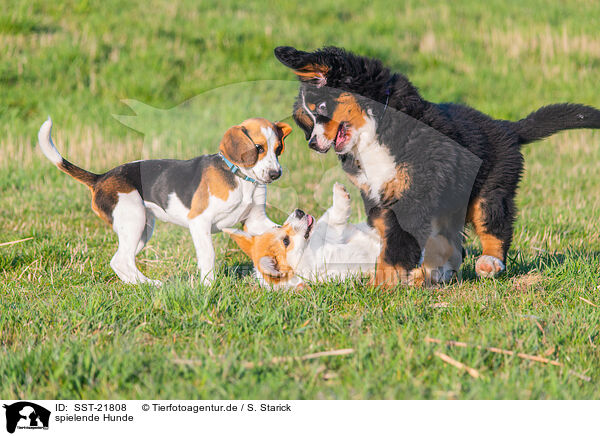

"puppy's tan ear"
[275, 122, 292, 140]
[223, 228, 254, 257]
[258, 256, 284, 278]
[219, 126, 258, 168]
[274, 121, 292, 154]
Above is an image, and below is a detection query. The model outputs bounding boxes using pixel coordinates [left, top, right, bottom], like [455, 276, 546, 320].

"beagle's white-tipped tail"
[37, 117, 99, 187]
[38, 117, 63, 165]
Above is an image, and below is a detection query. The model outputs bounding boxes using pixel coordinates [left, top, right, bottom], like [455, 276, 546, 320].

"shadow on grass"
[462, 246, 600, 282]
[223, 262, 255, 280]
[0, 17, 58, 35]
[222, 248, 600, 287]
[0, 252, 35, 271]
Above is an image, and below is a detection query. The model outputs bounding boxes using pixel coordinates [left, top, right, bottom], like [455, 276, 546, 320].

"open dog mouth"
[304, 214, 314, 239]
[334, 122, 349, 153]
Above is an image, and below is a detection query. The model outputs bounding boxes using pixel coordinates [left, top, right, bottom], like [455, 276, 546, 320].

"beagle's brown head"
[219, 118, 292, 184]
[224, 209, 315, 288]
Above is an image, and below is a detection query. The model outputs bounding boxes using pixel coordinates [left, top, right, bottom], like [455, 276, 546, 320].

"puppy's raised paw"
[333, 182, 350, 200]
[331, 183, 351, 223]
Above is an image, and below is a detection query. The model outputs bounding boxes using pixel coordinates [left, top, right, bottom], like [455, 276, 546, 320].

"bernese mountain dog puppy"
[275, 45, 600, 286]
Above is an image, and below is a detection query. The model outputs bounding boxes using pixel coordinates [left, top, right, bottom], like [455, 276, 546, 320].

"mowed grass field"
[1, 0, 599, 399]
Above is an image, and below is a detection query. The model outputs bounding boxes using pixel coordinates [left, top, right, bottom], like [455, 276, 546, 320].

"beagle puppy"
[38, 117, 292, 285]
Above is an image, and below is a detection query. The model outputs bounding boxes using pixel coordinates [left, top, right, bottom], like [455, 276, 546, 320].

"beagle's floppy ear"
[274, 121, 292, 153]
[219, 126, 258, 168]
[258, 256, 285, 278]
[223, 228, 254, 257]
[274, 46, 328, 88]
[275, 121, 292, 140]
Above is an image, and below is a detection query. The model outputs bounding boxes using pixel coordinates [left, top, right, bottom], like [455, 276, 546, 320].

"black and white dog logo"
[3, 402, 50, 434]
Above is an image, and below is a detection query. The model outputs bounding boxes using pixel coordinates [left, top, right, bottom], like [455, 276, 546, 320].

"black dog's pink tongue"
[335, 131, 343, 150]
[335, 123, 347, 151]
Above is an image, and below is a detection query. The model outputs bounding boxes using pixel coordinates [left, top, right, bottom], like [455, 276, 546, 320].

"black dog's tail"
[513, 103, 600, 145]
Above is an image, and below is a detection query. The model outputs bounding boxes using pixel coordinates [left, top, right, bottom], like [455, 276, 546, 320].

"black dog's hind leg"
[467, 194, 516, 278]
[466, 144, 523, 278]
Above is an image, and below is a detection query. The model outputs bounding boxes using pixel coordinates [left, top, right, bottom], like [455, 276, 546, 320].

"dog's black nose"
[268, 168, 282, 181]
[294, 209, 305, 219]
[308, 136, 319, 150]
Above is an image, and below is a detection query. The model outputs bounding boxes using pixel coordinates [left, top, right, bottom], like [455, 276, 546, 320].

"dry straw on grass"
[434, 351, 481, 379]
[426, 337, 591, 382]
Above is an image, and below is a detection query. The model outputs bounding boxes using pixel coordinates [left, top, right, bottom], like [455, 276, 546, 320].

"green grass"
[1, 0, 599, 399]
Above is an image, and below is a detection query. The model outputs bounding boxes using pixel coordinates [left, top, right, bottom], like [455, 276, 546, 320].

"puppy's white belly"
[301, 225, 381, 280]
[144, 191, 254, 233]
[311, 250, 376, 279]
[211, 200, 253, 231]
[144, 194, 191, 228]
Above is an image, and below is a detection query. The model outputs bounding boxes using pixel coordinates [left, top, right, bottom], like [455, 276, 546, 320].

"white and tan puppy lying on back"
[38, 117, 291, 286]
[225, 183, 462, 288]
[225, 183, 381, 288]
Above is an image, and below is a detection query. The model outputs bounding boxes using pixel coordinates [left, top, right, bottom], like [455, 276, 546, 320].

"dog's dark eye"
[256, 144, 265, 153]
[317, 102, 327, 115]
[282, 236, 290, 247]
[275, 145, 283, 156]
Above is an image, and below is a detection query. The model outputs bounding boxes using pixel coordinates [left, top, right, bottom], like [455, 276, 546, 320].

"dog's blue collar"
[219, 153, 258, 184]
